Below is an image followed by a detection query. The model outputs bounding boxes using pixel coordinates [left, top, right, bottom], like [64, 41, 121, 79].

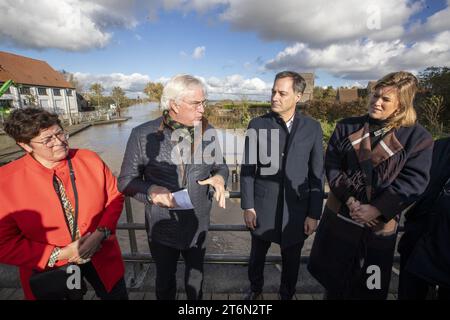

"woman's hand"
[349, 204, 382, 224]
[346, 196, 361, 213]
[58, 233, 91, 262]
[75, 230, 105, 261]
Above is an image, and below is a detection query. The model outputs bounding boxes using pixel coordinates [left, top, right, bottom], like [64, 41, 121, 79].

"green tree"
[111, 86, 126, 116]
[418, 67, 450, 132]
[60, 70, 85, 93]
[90, 83, 104, 109]
[144, 82, 163, 102]
[313, 86, 336, 101]
[239, 95, 251, 127]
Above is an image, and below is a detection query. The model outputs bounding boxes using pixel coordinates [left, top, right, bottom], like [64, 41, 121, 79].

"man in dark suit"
[240, 71, 324, 300]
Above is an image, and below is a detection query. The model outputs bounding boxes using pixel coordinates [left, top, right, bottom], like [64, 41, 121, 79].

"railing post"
[124, 197, 142, 287]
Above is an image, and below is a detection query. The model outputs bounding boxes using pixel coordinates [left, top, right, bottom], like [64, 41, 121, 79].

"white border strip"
[351, 133, 370, 146]
[380, 140, 394, 156]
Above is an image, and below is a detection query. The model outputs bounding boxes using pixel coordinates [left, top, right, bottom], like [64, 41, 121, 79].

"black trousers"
[248, 234, 304, 300]
[398, 246, 450, 300]
[150, 240, 206, 300]
[79, 262, 128, 300]
[325, 232, 397, 300]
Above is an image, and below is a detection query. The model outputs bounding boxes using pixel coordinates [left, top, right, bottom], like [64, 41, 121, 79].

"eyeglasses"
[182, 99, 208, 109]
[30, 131, 69, 148]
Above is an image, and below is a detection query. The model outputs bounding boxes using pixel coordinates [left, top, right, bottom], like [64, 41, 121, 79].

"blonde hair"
[373, 71, 418, 129]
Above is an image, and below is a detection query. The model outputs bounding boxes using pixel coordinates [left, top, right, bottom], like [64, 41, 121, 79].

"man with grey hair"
[241, 71, 324, 300]
[118, 74, 228, 300]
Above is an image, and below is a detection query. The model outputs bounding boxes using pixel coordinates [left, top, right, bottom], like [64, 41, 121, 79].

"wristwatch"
[97, 227, 111, 241]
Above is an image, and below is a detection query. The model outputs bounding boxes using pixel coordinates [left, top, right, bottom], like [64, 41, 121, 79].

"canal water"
[69, 103, 304, 256]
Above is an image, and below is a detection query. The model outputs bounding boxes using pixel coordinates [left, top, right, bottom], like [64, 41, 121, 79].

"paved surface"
[0, 262, 401, 300]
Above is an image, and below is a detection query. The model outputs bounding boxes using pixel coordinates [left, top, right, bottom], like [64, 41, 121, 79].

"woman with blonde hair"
[308, 71, 434, 299]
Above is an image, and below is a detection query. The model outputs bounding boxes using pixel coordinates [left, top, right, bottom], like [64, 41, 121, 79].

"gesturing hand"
[198, 175, 226, 208]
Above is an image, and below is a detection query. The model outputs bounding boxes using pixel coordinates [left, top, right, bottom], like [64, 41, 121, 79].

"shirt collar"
[285, 113, 295, 131]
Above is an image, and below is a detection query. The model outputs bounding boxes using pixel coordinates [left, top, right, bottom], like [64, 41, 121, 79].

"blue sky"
[0, 0, 449, 100]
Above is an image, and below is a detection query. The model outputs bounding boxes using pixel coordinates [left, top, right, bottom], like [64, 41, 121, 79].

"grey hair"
[160, 74, 207, 110]
[274, 71, 306, 94]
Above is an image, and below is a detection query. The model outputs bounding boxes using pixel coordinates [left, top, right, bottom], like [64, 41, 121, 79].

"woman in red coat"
[0, 108, 128, 300]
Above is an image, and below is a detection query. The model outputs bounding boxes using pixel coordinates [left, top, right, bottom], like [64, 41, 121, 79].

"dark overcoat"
[240, 111, 324, 248]
[400, 137, 450, 288]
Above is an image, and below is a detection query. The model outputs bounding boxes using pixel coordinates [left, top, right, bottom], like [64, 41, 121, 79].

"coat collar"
[270, 110, 302, 130]
[23, 149, 72, 175]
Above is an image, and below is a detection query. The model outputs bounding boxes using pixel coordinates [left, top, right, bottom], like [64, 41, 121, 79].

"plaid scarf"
[162, 110, 195, 143]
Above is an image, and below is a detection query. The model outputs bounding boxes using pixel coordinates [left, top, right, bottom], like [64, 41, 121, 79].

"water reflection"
[69, 102, 245, 175]
[69, 103, 161, 175]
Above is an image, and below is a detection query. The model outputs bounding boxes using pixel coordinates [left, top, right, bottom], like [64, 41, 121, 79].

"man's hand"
[76, 230, 105, 261]
[243, 209, 257, 230]
[304, 217, 318, 236]
[149, 185, 177, 208]
[198, 175, 226, 208]
[349, 204, 382, 224]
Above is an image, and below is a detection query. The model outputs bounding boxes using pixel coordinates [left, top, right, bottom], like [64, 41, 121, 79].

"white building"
[0, 51, 78, 117]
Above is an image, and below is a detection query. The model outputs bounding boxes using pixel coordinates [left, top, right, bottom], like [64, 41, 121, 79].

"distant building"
[0, 51, 78, 116]
[367, 81, 377, 94]
[336, 80, 377, 103]
[336, 88, 359, 103]
[299, 72, 314, 103]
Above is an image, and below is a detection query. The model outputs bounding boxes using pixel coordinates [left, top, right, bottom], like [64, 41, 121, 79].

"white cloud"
[265, 30, 450, 80]
[0, 0, 139, 50]
[160, 0, 422, 46]
[199, 74, 272, 100]
[74, 72, 151, 94]
[192, 46, 206, 59]
[72, 72, 271, 100]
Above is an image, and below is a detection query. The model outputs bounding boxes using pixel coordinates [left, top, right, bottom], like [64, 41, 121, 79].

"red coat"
[0, 149, 125, 300]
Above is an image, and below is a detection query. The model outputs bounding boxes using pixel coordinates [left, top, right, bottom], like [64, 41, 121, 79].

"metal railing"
[118, 191, 405, 287]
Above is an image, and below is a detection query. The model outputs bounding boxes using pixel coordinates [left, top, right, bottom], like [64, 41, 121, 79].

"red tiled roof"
[0, 51, 74, 89]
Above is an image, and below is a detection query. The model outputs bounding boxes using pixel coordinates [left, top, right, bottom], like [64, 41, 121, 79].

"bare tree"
[421, 95, 445, 135]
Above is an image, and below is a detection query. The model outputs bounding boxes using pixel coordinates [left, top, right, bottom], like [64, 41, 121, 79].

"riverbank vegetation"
[207, 66, 449, 144]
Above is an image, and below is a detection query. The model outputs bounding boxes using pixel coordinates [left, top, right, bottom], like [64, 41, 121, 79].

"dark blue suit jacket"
[240, 111, 324, 247]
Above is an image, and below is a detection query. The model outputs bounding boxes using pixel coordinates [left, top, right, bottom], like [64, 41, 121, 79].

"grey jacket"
[118, 117, 229, 249]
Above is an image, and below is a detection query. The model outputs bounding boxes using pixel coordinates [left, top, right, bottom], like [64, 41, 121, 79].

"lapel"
[348, 117, 404, 201]
[286, 111, 301, 153]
